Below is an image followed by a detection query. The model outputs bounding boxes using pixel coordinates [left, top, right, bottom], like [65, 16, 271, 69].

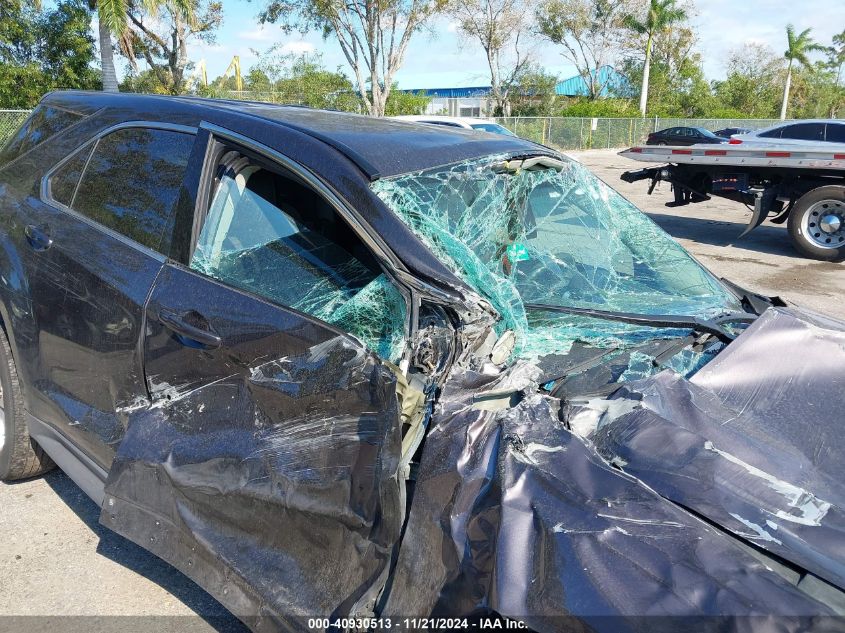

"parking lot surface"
[0, 148, 842, 630]
[568, 149, 845, 319]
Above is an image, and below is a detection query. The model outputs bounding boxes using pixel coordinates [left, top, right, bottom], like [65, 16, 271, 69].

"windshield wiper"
[525, 303, 757, 343]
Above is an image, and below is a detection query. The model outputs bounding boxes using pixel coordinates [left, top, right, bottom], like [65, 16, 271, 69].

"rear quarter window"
[779, 123, 825, 141]
[826, 123, 845, 144]
[48, 126, 194, 254]
[0, 105, 84, 166]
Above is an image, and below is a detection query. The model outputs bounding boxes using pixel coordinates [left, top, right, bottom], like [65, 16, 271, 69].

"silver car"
[730, 119, 845, 146]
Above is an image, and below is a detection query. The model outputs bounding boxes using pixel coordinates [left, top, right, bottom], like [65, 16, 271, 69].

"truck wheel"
[0, 329, 53, 481]
[787, 186, 845, 261]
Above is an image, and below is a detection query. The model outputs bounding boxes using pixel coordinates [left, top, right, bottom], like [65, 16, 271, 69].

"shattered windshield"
[373, 154, 742, 360]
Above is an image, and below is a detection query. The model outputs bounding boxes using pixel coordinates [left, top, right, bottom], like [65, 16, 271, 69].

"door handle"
[25, 224, 52, 251]
[158, 308, 222, 349]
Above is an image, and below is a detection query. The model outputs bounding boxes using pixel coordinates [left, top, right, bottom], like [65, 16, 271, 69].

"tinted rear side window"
[49, 145, 93, 207]
[780, 123, 825, 141]
[759, 128, 783, 139]
[826, 123, 845, 144]
[69, 128, 193, 253]
[0, 106, 83, 165]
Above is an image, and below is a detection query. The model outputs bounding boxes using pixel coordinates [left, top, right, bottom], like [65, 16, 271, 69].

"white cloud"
[279, 40, 317, 55]
[237, 26, 276, 42]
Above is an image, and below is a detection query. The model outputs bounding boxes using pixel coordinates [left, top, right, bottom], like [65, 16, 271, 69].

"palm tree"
[89, 0, 122, 92]
[780, 24, 823, 120]
[624, 0, 687, 117]
[89, 0, 193, 93]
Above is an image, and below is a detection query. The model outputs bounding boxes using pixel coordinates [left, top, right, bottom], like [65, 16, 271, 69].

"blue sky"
[129, 0, 845, 89]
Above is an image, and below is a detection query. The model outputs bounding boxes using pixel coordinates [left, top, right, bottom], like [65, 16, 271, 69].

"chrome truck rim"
[802, 199, 845, 249]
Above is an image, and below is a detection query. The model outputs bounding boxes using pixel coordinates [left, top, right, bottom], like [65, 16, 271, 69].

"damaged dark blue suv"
[1, 92, 845, 631]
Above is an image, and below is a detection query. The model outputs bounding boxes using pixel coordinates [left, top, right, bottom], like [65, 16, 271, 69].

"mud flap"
[100, 337, 403, 631]
[739, 187, 778, 238]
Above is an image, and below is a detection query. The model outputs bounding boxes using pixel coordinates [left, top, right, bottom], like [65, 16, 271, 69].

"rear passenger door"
[101, 125, 409, 621]
[27, 123, 197, 472]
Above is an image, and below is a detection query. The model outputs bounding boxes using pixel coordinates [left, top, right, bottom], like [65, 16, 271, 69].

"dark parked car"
[2, 92, 845, 631]
[646, 126, 725, 145]
[713, 126, 753, 138]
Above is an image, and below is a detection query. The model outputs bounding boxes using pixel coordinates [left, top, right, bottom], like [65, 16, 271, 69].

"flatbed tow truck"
[619, 144, 845, 260]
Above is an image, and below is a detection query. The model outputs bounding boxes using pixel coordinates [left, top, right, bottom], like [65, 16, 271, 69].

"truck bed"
[618, 145, 845, 171]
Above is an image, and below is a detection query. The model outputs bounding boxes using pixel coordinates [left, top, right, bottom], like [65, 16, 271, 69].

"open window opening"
[189, 146, 409, 364]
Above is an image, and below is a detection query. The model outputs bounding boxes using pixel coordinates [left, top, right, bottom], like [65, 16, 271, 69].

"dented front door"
[101, 127, 408, 628]
[101, 262, 404, 628]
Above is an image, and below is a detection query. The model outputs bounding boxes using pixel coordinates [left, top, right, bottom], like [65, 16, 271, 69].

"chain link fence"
[493, 117, 789, 151]
[0, 110, 31, 145]
[0, 107, 791, 153]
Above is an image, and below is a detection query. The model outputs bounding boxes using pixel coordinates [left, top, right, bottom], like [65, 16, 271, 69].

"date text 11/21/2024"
[306, 618, 529, 630]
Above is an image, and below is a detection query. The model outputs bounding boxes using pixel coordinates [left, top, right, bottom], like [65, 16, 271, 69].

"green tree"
[121, 0, 221, 94]
[622, 22, 711, 116]
[260, 0, 443, 116]
[623, 0, 687, 116]
[244, 68, 272, 92]
[556, 97, 638, 116]
[712, 43, 784, 118]
[206, 52, 367, 111]
[509, 64, 558, 116]
[536, 0, 633, 100]
[273, 53, 360, 110]
[91, 0, 193, 93]
[40, 0, 102, 90]
[779, 24, 823, 120]
[448, 0, 531, 115]
[0, 0, 100, 107]
[384, 89, 430, 115]
[788, 63, 845, 119]
[829, 29, 845, 86]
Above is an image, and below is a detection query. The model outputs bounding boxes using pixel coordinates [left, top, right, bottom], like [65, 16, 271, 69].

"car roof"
[745, 120, 844, 134]
[43, 91, 543, 180]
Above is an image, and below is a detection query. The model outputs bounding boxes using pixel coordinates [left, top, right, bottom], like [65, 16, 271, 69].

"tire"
[787, 186, 845, 261]
[0, 328, 54, 481]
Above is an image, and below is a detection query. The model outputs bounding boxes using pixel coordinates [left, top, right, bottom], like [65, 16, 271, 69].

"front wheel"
[0, 328, 54, 481]
[787, 186, 845, 261]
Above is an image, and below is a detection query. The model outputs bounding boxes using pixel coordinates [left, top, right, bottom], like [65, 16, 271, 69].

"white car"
[394, 115, 515, 136]
[729, 119, 845, 147]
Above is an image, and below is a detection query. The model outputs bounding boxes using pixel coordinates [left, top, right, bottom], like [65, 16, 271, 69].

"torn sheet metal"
[591, 307, 845, 592]
[101, 336, 403, 631]
[382, 362, 834, 627]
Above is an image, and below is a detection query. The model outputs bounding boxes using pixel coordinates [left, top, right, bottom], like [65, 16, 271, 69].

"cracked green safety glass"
[192, 161, 407, 362]
[373, 154, 741, 363]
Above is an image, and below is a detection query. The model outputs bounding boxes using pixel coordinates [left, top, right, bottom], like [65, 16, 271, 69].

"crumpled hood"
[591, 306, 845, 591]
[383, 306, 845, 626]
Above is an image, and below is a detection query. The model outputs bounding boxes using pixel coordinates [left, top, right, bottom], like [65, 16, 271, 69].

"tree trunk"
[98, 15, 120, 93]
[638, 33, 652, 117]
[780, 62, 792, 120]
[487, 47, 502, 116]
[373, 86, 389, 117]
[98, 15, 119, 92]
